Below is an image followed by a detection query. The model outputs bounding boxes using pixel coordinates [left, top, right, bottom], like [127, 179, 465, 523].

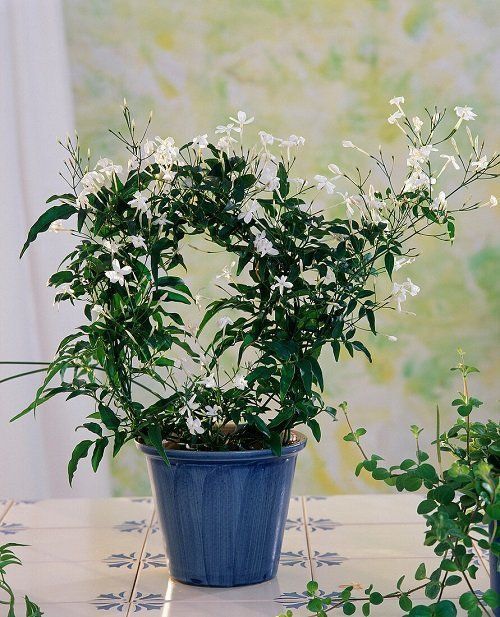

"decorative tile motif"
[281, 550, 345, 568]
[103, 552, 166, 570]
[0, 522, 27, 535]
[129, 592, 165, 612]
[91, 592, 129, 612]
[275, 589, 341, 610]
[285, 516, 338, 532]
[114, 520, 149, 534]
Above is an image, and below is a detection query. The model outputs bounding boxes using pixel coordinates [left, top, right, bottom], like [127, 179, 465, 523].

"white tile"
[0, 499, 12, 520]
[3, 497, 153, 529]
[312, 556, 489, 599]
[24, 602, 128, 616]
[304, 494, 423, 524]
[128, 600, 310, 616]
[1, 527, 147, 563]
[7, 560, 137, 604]
[308, 523, 434, 559]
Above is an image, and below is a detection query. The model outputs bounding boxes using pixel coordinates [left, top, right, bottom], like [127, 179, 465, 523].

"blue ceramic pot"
[137, 433, 306, 587]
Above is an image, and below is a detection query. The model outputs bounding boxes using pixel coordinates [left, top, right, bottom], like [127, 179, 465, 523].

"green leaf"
[147, 425, 170, 466]
[308, 419, 321, 442]
[424, 580, 440, 599]
[369, 592, 383, 605]
[385, 251, 395, 278]
[399, 595, 412, 611]
[459, 592, 477, 610]
[343, 602, 356, 615]
[482, 589, 500, 609]
[68, 440, 93, 485]
[280, 364, 295, 401]
[486, 503, 500, 519]
[91, 437, 109, 472]
[99, 404, 120, 431]
[415, 562, 427, 580]
[306, 580, 319, 594]
[433, 600, 457, 617]
[21, 204, 77, 257]
[417, 499, 437, 515]
[352, 341, 372, 363]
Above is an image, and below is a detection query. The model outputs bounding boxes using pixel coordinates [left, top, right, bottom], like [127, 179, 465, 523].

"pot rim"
[136, 430, 307, 462]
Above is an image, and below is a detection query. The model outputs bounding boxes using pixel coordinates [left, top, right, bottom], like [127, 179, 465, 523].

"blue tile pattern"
[285, 516, 338, 532]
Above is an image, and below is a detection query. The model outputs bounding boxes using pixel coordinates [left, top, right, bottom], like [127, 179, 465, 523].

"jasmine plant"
[4, 98, 498, 480]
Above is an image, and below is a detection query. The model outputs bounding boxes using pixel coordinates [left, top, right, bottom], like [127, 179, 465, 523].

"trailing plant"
[3, 98, 498, 479]
[0, 543, 43, 616]
[282, 354, 499, 617]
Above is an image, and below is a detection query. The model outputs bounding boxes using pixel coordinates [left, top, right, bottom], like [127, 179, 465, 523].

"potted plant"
[285, 353, 499, 616]
[5, 99, 498, 587]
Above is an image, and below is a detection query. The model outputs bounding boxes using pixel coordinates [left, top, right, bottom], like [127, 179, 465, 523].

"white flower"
[259, 131, 274, 146]
[339, 192, 363, 218]
[143, 140, 156, 156]
[488, 195, 497, 208]
[80, 170, 106, 194]
[403, 168, 436, 193]
[215, 123, 234, 135]
[238, 200, 259, 224]
[91, 304, 104, 321]
[366, 185, 385, 210]
[439, 154, 460, 170]
[204, 404, 221, 418]
[192, 134, 209, 150]
[154, 213, 170, 226]
[259, 161, 280, 192]
[200, 374, 217, 389]
[76, 191, 91, 209]
[216, 261, 236, 281]
[96, 158, 123, 178]
[388, 111, 404, 125]
[471, 156, 488, 171]
[130, 235, 147, 250]
[342, 140, 355, 148]
[229, 110, 254, 133]
[186, 416, 204, 435]
[387, 335, 398, 342]
[392, 278, 420, 312]
[328, 163, 341, 175]
[218, 316, 234, 329]
[271, 275, 293, 295]
[216, 135, 237, 151]
[179, 395, 200, 416]
[105, 259, 132, 286]
[431, 191, 447, 212]
[454, 106, 477, 121]
[129, 190, 151, 219]
[394, 257, 416, 271]
[152, 136, 178, 166]
[49, 220, 66, 233]
[314, 175, 336, 194]
[103, 240, 120, 254]
[407, 145, 438, 168]
[412, 116, 424, 133]
[253, 230, 279, 257]
[278, 135, 305, 158]
[389, 96, 405, 107]
[234, 374, 248, 390]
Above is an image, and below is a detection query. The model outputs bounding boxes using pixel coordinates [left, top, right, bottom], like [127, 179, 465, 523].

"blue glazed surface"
[137, 435, 306, 587]
[491, 523, 499, 617]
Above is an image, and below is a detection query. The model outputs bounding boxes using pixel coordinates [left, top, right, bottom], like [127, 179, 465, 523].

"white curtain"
[0, 0, 110, 498]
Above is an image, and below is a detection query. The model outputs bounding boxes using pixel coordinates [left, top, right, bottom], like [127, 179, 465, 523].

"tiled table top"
[0, 495, 490, 616]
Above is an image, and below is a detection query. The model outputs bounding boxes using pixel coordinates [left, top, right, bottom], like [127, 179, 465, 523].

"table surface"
[0, 495, 490, 616]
